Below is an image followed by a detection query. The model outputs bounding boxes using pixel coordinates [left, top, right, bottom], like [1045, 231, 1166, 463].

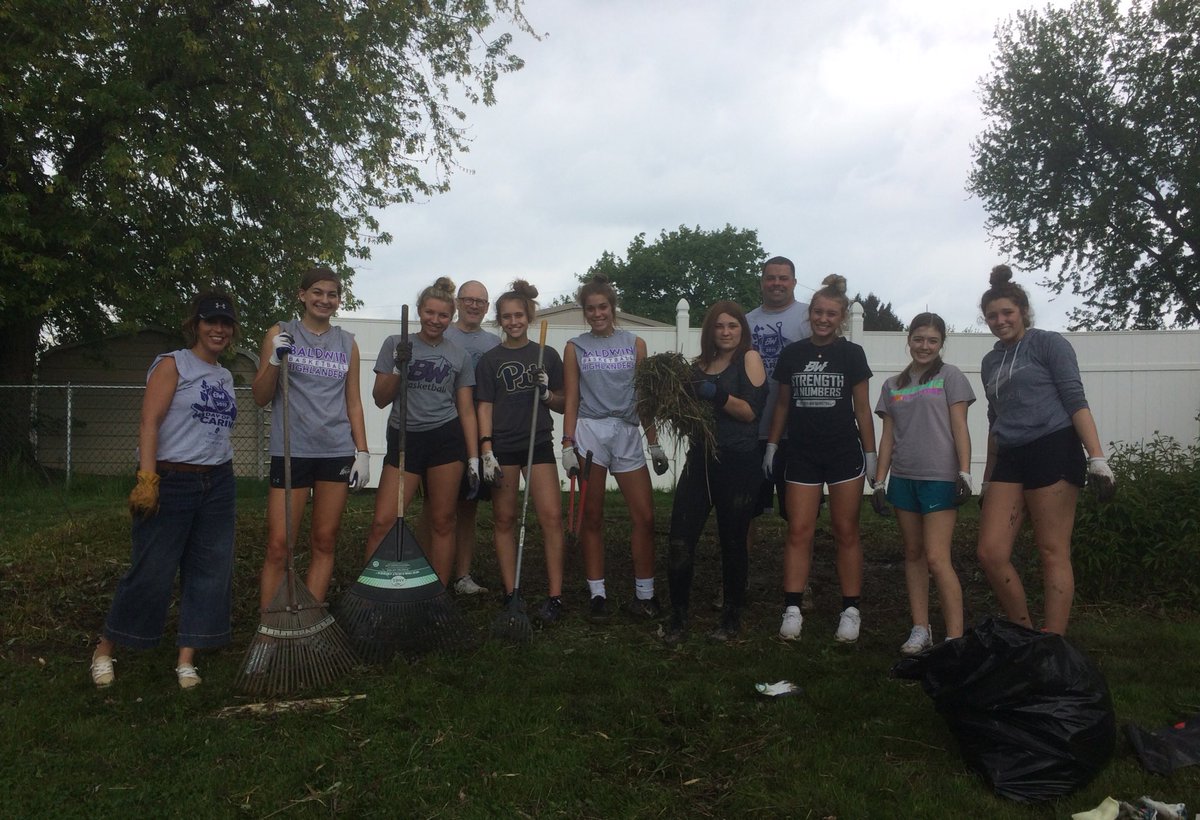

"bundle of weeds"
[635, 352, 717, 454]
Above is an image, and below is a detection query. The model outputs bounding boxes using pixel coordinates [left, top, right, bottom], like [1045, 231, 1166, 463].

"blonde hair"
[418, 276, 456, 312]
[810, 274, 850, 335]
[496, 279, 540, 323]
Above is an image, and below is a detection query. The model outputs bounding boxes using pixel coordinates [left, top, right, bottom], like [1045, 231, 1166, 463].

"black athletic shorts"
[386, 418, 466, 475]
[784, 442, 865, 487]
[991, 425, 1086, 490]
[270, 456, 353, 488]
[494, 440, 556, 467]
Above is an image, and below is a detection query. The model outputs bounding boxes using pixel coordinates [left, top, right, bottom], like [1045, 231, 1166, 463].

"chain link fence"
[1, 384, 268, 483]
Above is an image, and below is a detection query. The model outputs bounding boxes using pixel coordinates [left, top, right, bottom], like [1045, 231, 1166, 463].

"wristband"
[479, 436, 493, 447]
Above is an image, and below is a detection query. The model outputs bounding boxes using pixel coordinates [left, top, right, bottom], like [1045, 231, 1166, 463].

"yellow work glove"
[128, 470, 160, 517]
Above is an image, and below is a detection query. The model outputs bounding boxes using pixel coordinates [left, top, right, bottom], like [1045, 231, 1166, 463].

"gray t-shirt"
[568, 328, 640, 426]
[981, 327, 1087, 448]
[746, 300, 811, 438]
[475, 342, 565, 453]
[445, 325, 501, 371]
[150, 348, 237, 465]
[875, 363, 975, 482]
[269, 319, 355, 458]
[374, 334, 474, 432]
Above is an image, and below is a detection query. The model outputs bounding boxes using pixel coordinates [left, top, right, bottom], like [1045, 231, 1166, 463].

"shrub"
[1073, 434, 1200, 608]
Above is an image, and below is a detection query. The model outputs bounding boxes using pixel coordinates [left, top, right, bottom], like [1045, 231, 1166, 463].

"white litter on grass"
[755, 680, 801, 697]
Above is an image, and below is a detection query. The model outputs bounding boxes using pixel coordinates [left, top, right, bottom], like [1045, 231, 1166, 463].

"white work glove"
[762, 442, 778, 480]
[481, 451, 502, 484]
[864, 452, 878, 488]
[648, 443, 668, 475]
[268, 331, 293, 366]
[954, 470, 973, 506]
[561, 446, 580, 478]
[466, 457, 481, 499]
[1087, 456, 1116, 502]
[348, 450, 370, 490]
[533, 367, 551, 404]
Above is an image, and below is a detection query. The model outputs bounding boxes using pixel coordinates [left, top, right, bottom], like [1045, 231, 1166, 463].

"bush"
[1073, 434, 1200, 608]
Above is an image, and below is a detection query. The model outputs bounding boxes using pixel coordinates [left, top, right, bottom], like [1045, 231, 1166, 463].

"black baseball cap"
[196, 295, 238, 322]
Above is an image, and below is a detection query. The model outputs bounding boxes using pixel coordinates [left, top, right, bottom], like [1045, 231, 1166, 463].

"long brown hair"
[695, 300, 751, 366]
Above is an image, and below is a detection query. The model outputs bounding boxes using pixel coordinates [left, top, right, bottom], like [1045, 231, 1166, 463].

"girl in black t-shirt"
[765, 275, 876, 644]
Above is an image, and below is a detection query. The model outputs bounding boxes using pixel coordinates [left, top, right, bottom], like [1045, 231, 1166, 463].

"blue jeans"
[104, 462, 236, 649]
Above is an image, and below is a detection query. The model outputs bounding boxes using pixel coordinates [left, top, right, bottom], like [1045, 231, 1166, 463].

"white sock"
[587, 578, 606, 598]
[635, 577, 655, 601]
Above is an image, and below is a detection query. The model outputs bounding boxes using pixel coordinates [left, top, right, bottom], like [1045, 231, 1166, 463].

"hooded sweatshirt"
[981, 327, 1088, 448]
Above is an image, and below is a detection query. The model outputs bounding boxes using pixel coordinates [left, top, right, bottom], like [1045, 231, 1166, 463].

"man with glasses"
[439, 280, 500, 594]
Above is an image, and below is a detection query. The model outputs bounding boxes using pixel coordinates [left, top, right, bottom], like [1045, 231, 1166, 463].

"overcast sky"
[344, 0, 1079, 332]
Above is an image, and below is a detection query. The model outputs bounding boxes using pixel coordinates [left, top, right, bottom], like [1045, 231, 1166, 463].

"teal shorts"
[887, 477, 957, 514]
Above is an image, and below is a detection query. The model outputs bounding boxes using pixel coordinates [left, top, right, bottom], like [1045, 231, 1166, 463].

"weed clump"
[634, 352, 716, 454]
[1074, 433, 1200, 608]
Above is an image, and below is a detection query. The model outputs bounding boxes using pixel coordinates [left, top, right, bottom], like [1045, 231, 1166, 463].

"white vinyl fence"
[342, 303, 1200, 490]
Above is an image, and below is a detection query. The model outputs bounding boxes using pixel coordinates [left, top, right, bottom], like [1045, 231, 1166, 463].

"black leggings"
[667, 446, 759, 618]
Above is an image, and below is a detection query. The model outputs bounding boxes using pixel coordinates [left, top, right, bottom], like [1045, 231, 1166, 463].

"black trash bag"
[892, 617, 1116, 803]
[1127, 714, 1200, 775]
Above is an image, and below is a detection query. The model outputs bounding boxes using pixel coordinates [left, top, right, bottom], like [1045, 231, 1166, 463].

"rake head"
[490, 591, 533, 645]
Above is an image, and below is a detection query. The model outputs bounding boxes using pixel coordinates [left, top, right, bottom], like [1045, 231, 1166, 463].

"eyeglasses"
[457, 297, 488, 307]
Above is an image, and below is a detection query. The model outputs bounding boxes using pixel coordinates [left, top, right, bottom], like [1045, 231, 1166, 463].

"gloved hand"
[695, 379, 730, 408]
[466, 457, 481, 499]
[481, 451, 502, 484]
[648, 443, 668, 475]
[532, 366, 552, 404]
[1087, 456, 1116, 502]
[392, 339, 413, 375]
[762, 442, 778, 480]
[870, 485, 891, 517]
[561, 446, 580, 479]
[864, 452, 878, 487]
[954, 470, 973, 506]
[348, 450, 370, 490]
[269, 331, 294, 366]
[129, 470, 160, 516]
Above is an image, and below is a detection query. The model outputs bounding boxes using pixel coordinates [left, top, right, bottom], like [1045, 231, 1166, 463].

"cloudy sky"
[344, 0, 1079, 332]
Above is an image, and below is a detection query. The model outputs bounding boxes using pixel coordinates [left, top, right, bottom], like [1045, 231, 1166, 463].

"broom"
[334, 306, 470, 663]
[235, 346, 356, 696]
[491, 320, 550, 644]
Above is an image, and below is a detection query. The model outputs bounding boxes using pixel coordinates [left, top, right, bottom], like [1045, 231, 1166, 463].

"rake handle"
[396, 306, 409, 528]
[513, 320, 549, 592]
[279, 334, 300, 611]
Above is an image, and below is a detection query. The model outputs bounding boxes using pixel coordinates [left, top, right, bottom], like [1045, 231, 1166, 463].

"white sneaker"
[899, 624, 932, 656]
[453, 574, 488, 595]
[778, 606, 803, 640]
[90, 654, 115, 688]
[835, 606, 861, 643]
[175, 664, 202, 689]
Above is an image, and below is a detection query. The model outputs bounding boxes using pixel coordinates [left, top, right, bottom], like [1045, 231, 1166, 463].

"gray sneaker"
[453, 574, 488, 595]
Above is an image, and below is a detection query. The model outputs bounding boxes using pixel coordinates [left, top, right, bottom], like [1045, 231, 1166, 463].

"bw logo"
[802, 361, 828, 373]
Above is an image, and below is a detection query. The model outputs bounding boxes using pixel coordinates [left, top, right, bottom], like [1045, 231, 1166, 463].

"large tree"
[969, 0, 1200, 329]
[852, 292, 904, 332]
[1, 0, 529, 384]
[583, 225, 765, 324]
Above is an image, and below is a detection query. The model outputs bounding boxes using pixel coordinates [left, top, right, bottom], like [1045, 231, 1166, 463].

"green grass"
[1, 473, 1197, 817]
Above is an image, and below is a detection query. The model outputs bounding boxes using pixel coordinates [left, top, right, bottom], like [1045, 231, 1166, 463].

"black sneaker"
[663, 616, 688, 648]
[538, 596, 566, 625]
[621, 595, 662, 620]
[587, 595, 609, 623]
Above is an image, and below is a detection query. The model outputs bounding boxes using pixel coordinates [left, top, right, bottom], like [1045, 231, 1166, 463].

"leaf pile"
[634, 352, 717, 454]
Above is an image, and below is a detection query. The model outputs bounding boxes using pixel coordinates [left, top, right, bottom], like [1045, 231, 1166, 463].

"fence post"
[848, 301, 864, 343]
[675, 298, 689, 352]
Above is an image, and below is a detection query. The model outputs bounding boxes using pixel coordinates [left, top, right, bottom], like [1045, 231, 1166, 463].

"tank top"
[569, 328, 639, 425]
[150, 348, 237, 465]
[269, 319, 355, 458]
